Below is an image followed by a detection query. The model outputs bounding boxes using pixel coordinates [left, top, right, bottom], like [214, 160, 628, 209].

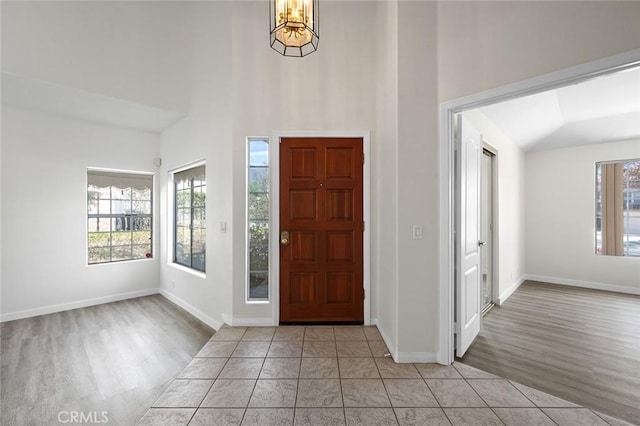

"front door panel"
[280, 137, 364, 323]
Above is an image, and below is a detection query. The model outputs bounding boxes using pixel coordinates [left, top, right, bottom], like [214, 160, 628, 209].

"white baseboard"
[497, 275, 526, 305]
[216, 314, 276, 328]
[372, 318, 438, 363]
[395, 352, 439, 363]
[525, 274, 640, 296]
[0, 288, 159, 322]
[371, 318, 395, 359]
[227, 317, 276, 327]
[159, 289, 224, 330]
[221, 313, 232, 326]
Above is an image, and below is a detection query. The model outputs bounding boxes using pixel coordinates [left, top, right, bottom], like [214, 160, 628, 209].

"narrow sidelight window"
[247, 138, 270, 301]
[87, 169, 153, 264]
[174, 164, 206, 272]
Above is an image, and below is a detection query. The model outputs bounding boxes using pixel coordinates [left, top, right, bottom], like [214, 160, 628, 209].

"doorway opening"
[481, 148, 496, 316]
[439, 49, 640, 364]
[278, 137, 364, 324]
[270, 131, 372, 326]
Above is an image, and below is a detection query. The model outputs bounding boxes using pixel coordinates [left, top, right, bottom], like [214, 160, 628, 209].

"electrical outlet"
[219, 221, 227, 233]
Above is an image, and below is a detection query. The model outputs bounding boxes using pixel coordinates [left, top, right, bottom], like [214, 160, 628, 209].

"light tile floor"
[138, 326, 634, 426]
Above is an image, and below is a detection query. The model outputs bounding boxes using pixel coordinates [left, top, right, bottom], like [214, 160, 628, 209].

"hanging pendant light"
[270, 0, 319, 57]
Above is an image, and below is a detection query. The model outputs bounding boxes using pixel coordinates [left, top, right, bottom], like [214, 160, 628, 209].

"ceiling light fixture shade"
[270, 0, 319, 57]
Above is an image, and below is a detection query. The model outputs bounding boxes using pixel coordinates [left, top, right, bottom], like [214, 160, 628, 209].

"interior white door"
[455, 115, 483, 357]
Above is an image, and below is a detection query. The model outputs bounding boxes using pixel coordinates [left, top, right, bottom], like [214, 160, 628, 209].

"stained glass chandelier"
[270, 0, 319, 57]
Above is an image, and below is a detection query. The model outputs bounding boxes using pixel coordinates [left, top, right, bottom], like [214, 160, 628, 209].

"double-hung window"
[87, 169, 153, 264]
[174, 165, 206, 272]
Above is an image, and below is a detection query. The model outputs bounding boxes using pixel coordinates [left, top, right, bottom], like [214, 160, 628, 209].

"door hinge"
[454, 322, 461, 333]
[363, 288, 365, 300]
[363, 221, 365, 232]
[362, 152, 365, 164]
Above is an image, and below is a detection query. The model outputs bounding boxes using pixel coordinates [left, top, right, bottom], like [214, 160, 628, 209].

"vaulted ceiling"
[476, 66, 640, 152]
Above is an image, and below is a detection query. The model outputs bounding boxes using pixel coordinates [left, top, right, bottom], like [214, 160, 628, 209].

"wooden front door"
[280, 137, 364, 323]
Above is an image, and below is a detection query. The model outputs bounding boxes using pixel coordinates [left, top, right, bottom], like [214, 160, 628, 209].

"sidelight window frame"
[246, 137, 270, 302]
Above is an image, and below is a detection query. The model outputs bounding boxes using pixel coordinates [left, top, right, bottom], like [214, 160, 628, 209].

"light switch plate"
[413, 225, 423, 240]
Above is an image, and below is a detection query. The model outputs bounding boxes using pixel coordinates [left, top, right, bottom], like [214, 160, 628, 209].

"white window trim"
[246, 137, 271, 304]
[86, 167, 155, 266]
[167, 159, 207, 275]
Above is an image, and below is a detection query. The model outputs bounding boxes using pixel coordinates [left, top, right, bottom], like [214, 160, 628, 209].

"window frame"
[595, 158, 640, 257]
[87, 168, 154, 265]
[171, 161, 207, 273]
[246, 137, 270, 302]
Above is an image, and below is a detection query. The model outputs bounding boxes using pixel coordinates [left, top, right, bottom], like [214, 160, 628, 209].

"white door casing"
[455, 115, 483, 357]
[481, 149, 495, 311]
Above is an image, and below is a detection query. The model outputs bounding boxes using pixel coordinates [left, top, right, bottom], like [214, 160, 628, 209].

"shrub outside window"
[87, 169, 153, 264]
[174, 165, 206, 272]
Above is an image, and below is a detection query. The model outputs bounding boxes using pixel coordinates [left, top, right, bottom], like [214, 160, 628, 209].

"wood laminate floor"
[461, 280, 640, 425]
[0, 295, 213, 426]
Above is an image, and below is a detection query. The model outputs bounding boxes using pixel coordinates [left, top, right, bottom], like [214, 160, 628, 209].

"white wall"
[437, 1, 640, 102]
[526, 140, 640, 292]
[0, 102, 3, 317]
[158, 2, 234, 329]
[463, 110, 527, 303]
[0, 107, 160, 321]
[394, 1, 439, 361]
[374, 0, 399, 357]
[229, 1, 380, 324]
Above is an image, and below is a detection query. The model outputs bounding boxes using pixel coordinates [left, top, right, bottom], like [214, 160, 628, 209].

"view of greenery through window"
[87, 171, 153, 264]
[596, 159, 640, 257]
[174, 165, 206, 272]
[248, 139, 269, 300]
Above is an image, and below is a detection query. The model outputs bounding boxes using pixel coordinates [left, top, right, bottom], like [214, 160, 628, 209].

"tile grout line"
[237, 329, 265, 424]
[501, 379, 561, 425]
[460, 372, 500, 422]
[335, 334, 348, 424]
[291, 356, 303, 424]
[591, 409, 620, 426]
[199, 328, 246, 423]
[458, 364, 558, 425]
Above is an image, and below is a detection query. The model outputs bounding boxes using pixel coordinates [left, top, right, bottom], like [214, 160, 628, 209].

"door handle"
[280, 231, 290, 246]
[478, 241, 487, 247]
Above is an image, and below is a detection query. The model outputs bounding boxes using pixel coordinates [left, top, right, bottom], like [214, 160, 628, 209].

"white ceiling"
[475, 66, 640, 152]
